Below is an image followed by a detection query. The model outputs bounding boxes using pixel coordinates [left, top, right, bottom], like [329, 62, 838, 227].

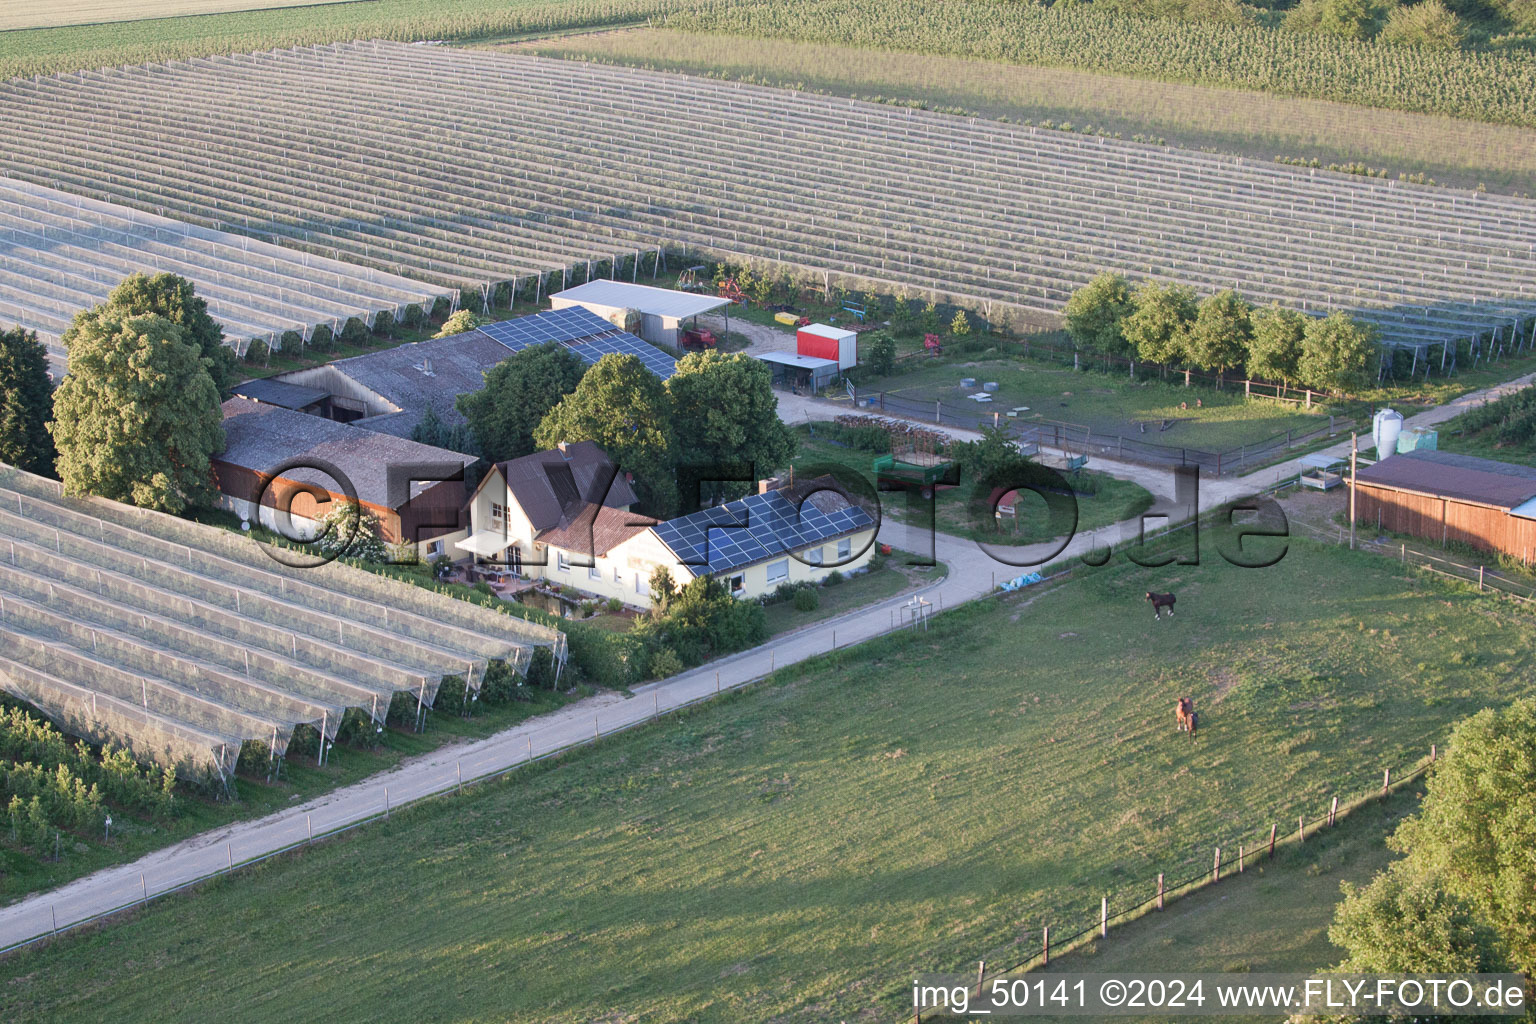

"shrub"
[339, 317, 370, 347]
[605, 597, 623, 613]
[792, 587, 820, 612]
[400, 303, 425, 330]
[372, 309, 395, 337]
[308, 323, 335, 352]
[649, 648, 683, 679]
[823, 569, 844, 586]
[436, 309, 484, 338]
[243, 338, 269, 364]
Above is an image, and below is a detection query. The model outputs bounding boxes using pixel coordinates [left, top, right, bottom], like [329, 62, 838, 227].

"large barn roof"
[1354, 449, 1536, 510]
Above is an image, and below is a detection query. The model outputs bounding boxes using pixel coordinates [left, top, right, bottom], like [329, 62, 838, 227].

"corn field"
[681, 1, 1536, 128]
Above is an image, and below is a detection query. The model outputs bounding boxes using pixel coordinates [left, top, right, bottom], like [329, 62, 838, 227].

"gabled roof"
[651, 475, 875, 575]
[538, 505, 659, 558]
[316, 330, 513, 438]
[215, 398, 474, 509]
[550, 280, 730, 319]
[1355, 449, 1536, 510]
[496, 441, 638, 535]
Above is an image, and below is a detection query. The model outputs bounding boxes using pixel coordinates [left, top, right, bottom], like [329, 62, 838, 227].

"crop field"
[523, 30, 1536, 196]
[0, 0, 364, 33]
[3, 541, 1531, 1022]
[679, 1, 1536, 129]
[4, 44, 1533, 359]
[0, 176, 451, 375]
[0, 464, 563, 783]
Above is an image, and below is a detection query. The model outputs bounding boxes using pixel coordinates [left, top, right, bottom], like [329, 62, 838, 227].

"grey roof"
[497, 442, 639, 535]
[321, 330, 512, 438]
[230, 377, 329, 410]
[551, 280, 730, 320]
[217, 398, 474, 509]
[1355, 449, 1536, 510]
[757, 351, 839, 369]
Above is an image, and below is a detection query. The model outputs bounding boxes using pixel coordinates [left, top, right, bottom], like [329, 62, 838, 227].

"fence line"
[911, 750, 1439, 1022]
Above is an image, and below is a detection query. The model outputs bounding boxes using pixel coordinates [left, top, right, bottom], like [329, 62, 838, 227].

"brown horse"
[1187, 709, 1199, 739]
[1146, 591, 1176, 619]
[1175, 696, 1193, 732]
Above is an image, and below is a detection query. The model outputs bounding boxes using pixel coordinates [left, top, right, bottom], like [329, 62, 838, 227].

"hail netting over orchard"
[2, 43, 1534, 357]
[0, 177, 453, 378]
[0, 464, 564, 785]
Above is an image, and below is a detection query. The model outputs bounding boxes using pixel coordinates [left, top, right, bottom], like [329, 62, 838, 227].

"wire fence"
[909, 751, 1439, 1023]
[858, 389, 1355, 476]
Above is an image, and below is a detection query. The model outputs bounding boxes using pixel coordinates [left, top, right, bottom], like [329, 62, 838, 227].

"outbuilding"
[1352, 449, 1536, 560]
[548, 280, 731, 350]
[756, 351, 841, 392]
[797, 323, 857, 370]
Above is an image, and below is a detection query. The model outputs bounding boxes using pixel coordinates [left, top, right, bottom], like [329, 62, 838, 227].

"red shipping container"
[796, 323, 857, 369]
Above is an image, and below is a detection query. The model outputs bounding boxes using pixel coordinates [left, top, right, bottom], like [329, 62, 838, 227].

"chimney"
[758, 475, 783, 495]
[557, 441, 570, 460]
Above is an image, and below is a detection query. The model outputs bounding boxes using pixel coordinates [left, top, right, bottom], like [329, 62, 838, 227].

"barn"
[1352, 449, 1536, 560]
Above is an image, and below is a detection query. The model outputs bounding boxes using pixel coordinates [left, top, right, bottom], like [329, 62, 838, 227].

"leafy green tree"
[952, 426, 1031, 486]
[1247, 303, 1309, 387]
[920, 301, 941, 334]
[314, 500, 387, 563]
[1330, 860, 1513, 975]
[436, 308, 482, 340]
[949, 310, 971, 336]
[410, 404, 480, 457]
[1391, 698, 1536, 973]
[1123, 282, 1197, 367]
[647, 565, 676, 615]
[535, 353, 677, 517]
[1286, 0, 1395, 39]
[666, 350, 794, 506]
[79, 272, 236, 393]
[456, 341, 587, 464]
[1063, 272, 1135, 356]
[1187, 289, 1252, 382]
[1298, 311, 1379, 393]
[50, 310, 224, 514]
[865, 331, 897, 376]
[890, 293, 915, 336]
[0, 327, 56, 475]
[1380, 0, 1466, 48]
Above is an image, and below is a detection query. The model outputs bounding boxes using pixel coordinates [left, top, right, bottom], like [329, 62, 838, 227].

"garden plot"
[0, 43, 1530, 358]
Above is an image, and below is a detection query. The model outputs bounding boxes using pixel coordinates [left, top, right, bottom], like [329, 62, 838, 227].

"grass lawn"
[5, 542, 1532, 1022]
[0, 0, 362, 32]
[515, 30, 1536, 196]
[759, 548, 946, 637]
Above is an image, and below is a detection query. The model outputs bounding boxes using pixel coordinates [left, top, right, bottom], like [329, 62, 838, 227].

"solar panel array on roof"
[475, 308, 677, 379]
[652, 491, 874, 576]
[475, 306, 618, 352]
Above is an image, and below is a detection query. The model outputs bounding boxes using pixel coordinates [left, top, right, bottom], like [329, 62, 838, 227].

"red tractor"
[923, 333, 944, 356]
[680, 326, 718, 351]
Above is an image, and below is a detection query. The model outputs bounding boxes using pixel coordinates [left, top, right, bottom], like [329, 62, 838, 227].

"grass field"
[519, 30, 1536, 196]
[760, 548, 946, 637]
[870, 357, 1333, 454]
[0, 0, 363, 32]
[793, 431, 1156, 545]
[4, 541, 1531, 1022]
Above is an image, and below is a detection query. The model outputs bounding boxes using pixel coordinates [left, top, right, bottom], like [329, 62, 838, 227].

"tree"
[1187, 289, 1252, 382]
[1380, 0, 1466, 48]
[1329, 860, 1513, 976]
[86, 272, 236, 393]
[0, 327, 56, 475]
[865, 331, 897, 376]
[890, 293, 915, 336]
[1247, 303, 1308, 387]
[647, 565, 676, 615]
[1286, 0, 1395, 39]
[456, 341, 587, 464]
[436, 308, 482, 340]
[50, 310, 224, 514]
[920, 301, 941, 334]
[1122, 282, 1197, 367]
[665, 350, 794, 507]
[410, 404, 480, 457]
[313, 500, 387, 563]
[1390, 698, 1536, 973]
[949, 310, 971, 336]
[534, 353, 677, 516]
[1063, 272, 1135, 357]
[1298, 312, 1378, 393]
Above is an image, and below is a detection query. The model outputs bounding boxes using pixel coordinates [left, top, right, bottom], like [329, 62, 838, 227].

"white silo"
[1372, 408, 1405, 459]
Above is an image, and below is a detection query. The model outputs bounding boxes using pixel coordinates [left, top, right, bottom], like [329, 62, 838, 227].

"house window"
[426, 540, 444, 558]
[613, 564, 624, 585]
[556, 551, 569, 572]
[837, 537, 851, 560]
[636, 573, 648, 596]
[728, 573, 745, 595]
[490, 502, 508, 524]
[804, 546, 824, 567]
[765, 559, 789, 583]
[589, 565, 601, 580]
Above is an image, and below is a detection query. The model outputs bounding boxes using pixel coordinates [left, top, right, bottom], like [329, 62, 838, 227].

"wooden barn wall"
[1353, 483, 1536, 561]
[211, 461, 406, 544]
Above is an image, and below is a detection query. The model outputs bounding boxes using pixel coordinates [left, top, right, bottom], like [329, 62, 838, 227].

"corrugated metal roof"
[216, 398, 474, 509]
[550, 280, 730, 320]
[757, 351, 839, 369]
[230, 377, 329, 410]
[1354, 449, 1536, 510]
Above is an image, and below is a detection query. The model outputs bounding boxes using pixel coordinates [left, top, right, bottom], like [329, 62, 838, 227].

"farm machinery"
[680, 326, 718, 351]
[676, 265, 709, 293]
[718, 275, 748, 305]
[923, 333, 944, 355]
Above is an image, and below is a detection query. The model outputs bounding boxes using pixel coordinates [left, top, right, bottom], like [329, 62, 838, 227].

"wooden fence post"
[1430, 743, 1436, 763]
[1269, 823, 1277, 858]
[1299, 815, 1306, 842]
[1157, 873, 1164, 910]
[1101, 896, 1108, 938]
[977, 960, 986, 994]
[1238, 845, 1244, 873]
[1383, 767, 1391, 795]
[1213, 847, 1221, 882]
[1043, 926, 1050, 965]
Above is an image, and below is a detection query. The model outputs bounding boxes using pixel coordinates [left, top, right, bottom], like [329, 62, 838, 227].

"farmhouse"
[457, 443, 876, 608]
[548, 279, 731, 350]
[213, 398, 475, 551]
[266, 306, 677, 438]
[1352, 449, 1536, 560]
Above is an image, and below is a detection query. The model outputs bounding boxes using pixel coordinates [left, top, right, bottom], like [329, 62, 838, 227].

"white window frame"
[426, 540, 444, 558]
[728, 572, 745, 594]
[556, 550, 570, 572]
[804, 546, 824, 567]
[837, 537, 851, 560]
[490, 501, 508, 524]
[765, 559, 789, 583]
[589, 564, 602, 580]
[613, 564, 624, 585]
